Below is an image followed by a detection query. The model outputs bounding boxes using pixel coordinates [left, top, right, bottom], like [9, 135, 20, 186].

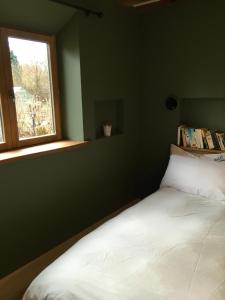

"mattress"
[23, 188, 225, 300]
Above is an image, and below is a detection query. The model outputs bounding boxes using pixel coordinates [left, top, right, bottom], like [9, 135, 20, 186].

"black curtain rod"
[49, 0, 103, 17]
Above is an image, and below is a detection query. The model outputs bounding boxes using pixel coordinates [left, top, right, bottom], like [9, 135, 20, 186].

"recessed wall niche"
[94, 99, 124, 139]
[180, 98, 225, 131]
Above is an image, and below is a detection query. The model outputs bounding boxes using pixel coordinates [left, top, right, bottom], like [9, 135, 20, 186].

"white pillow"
[200, 153, 225, 162]
[170, 144, 195, 157]
[161, 149, 225, 201]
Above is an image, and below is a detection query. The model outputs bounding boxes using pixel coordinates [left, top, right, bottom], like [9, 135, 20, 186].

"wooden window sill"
[0, 140, 89, 165]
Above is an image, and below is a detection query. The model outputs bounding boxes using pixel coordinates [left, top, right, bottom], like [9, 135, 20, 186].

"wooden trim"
[0, 140, 88, 165]
[0, 29, 14, 150]
[181, 146, 225, 154]
[0, 29, 20, 147]
[1, 27, 54, 44]
[0, 198, 140, 300]
[0, 24, 56, 39]
[49, 35, 62, 140]
[16, 134, 61, 148]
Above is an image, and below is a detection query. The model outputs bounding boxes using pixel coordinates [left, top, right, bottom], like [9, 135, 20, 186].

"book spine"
[219, 134, 225, 150]
[177, 125, 185, 146]
[177, 127, 181, 146]
[195, 129, 204, 149]
[206, 131, 215, 149]
[216, 133, 225, 150]
[185, 128, 191, 147]
[199, 130, 204, 149]
[189, 128, 197, 148]
[211, 131, 220, 149]
[181, 128, 187, 147]
[201, 129, 209, 149]
[194, 130, 200, 148]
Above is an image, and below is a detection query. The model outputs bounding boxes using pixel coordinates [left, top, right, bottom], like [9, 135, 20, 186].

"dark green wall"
[58, 16, 84, 140]
[139, 0, 225, 196]
[181, 98, 225, 132]
[78, 1, 140, 141]
[0, 0, 140, 277]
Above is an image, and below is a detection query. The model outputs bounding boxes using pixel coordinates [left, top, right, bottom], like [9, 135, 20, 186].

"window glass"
[8, 37, 55, 140]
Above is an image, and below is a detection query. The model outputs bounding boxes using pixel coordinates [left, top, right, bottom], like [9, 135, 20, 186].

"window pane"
[8, 37, 55, 140]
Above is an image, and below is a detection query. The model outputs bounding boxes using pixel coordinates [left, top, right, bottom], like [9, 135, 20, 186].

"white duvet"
[23, 188, 225, 300]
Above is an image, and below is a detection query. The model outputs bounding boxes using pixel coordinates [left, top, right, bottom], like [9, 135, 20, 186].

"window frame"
[0, 27, 62, 151]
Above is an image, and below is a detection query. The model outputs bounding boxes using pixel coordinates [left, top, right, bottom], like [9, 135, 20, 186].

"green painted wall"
[0, 0, 140, 277]
[78, 1, 140, 141]
[58, 16, 84, 140]
[181, 98, 225, 132]
[139, 0, 225, 196]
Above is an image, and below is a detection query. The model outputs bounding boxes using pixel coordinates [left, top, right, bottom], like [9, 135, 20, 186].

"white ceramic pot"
[103, 124, 112, 137]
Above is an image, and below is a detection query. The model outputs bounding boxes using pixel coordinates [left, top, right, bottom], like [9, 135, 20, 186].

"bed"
[23, 146, 225, 300]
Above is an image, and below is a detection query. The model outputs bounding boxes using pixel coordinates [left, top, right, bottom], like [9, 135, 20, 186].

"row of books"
[177, 125, 225, 150]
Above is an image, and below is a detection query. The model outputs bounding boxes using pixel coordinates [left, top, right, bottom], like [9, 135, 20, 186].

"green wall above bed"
[181, 98, 225, 132]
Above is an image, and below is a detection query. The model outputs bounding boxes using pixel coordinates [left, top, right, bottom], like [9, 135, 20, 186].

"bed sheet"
[23, 188, 225, 300]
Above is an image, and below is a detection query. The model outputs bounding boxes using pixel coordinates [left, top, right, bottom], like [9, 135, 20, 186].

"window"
[0, 28, 61, 151]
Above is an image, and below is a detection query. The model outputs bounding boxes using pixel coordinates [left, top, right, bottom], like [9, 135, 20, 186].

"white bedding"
[23, 188, 225, 300]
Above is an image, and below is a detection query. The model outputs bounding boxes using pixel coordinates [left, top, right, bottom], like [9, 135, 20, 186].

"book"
[193, 130, 200, 148]
[219, 133, 225, 150]
[201, 128, 209, 149]
[210, 131, 220, 149]
[188, 128, 197, 148]
[195, 129, 204, 149]
[177, 125, 186, 146]
[205, 131, 215, 149]
[216, 132, 225, 150]
[181, 128, 187, 147]
[184, 128, 191, 147]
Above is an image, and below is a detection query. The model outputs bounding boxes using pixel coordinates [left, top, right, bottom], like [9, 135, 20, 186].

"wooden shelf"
[181, 147, 225, 154]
